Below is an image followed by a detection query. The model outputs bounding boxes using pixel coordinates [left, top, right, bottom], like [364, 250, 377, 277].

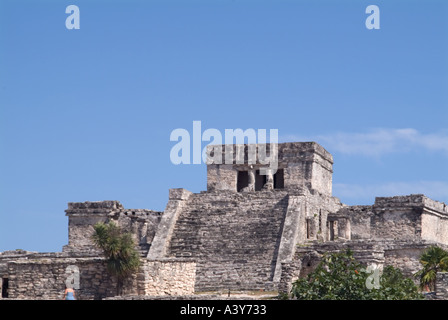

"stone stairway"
[138, 243, 150, 258]
[166, 190, 290, 292]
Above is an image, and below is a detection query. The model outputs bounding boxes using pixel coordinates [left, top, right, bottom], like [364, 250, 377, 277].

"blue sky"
[0, 0, 447, 252]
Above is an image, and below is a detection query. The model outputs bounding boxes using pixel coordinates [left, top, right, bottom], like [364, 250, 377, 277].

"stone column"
[263, 168, 274, 190]
[241, 166, 255, 192]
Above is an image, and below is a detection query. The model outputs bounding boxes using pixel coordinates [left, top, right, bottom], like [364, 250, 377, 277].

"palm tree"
[414, 246, 448, 292]
[92, 221, 141, 296]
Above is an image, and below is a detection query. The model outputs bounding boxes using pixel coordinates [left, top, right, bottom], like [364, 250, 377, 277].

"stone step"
[166, 191, 289, 291]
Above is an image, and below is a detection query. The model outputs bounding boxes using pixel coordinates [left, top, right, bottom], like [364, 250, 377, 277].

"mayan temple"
[1, 141, 448, 299]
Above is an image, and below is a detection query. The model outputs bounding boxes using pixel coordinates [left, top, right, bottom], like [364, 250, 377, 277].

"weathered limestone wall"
[1, 251, 196, 299]
[64, 201, 162, 253]
[275, 142, 333, 196]
[302, 191, 345, 242]
[0, 250, 34, 298]
[421, 197, 448, 245]
[142, 259, 196, 296]
[114, 209, 162, 249]
[421, 214, 448, 245]
[423, 197, 448, 213]
[207, 164, 237, 192]
[309, 149, 333, 196]
[371, 196, 423, 241]
[383, 246, 426, 278]
[338, 206, 373, 240]
[64, 201, 120, 251]
[435, 272, 448, 300]
[339, 195, 448, 244]
[206, 142, 333, 196]
[6, 255, 118, 300]
[371, 209, 422, 241]
[339, 197, 423, 242]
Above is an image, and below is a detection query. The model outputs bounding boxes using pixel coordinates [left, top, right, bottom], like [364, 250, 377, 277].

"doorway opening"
[255, 170, 266, 191]
[237, 171, 248, 192]
[2, 278, 9, 298]
[274, 169, 284, 189]
[329, 221, 335, 241]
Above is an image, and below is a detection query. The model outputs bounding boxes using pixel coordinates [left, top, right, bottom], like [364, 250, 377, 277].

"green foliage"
[277, 292, 290, 300]
[92, 221, 141, 294]
[414, 246, 448, 291]
[291, 249, 423, 300]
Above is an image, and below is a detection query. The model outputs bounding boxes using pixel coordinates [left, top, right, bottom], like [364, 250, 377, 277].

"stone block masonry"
[1, 252, 196, 299]
[64, 201, 122, 250]
[335, 194, 448, 245]
[64, 200, 162, 254]
[161, 187, 342, 292]
[147, 189, 192, 259]
[435, 272, 448, 299]
[167, 190, 290, 291]
[6, 255, 117, 300]
[142, 259, 196, 296]
[2, 141, 448, 299]
[207, 142, 334, 196]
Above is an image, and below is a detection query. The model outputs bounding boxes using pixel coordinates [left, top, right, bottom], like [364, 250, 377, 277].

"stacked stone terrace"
[147, 142, 345, 292]
[167, 190, 290, 291]
[278, 193, 448, 294]
[1, 141, 448, 299]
